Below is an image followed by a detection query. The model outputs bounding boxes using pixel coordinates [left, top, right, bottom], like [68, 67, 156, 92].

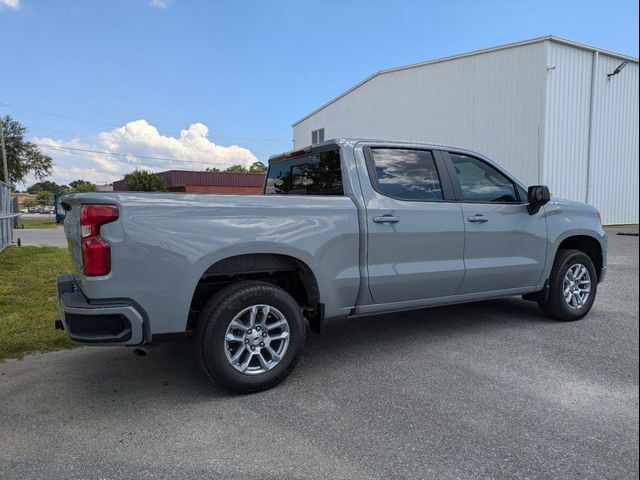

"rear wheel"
[538, 249, 597, 321]
[196, 281, 305, 393]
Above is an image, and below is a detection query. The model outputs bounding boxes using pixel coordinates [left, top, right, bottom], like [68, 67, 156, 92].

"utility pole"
[0, 115, 8, 184]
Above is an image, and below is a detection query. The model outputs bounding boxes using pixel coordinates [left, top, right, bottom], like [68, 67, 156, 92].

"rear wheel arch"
[187, 253, 320, 331]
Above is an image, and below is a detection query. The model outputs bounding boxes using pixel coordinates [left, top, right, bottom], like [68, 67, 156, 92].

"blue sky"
[1, 0, 638, 185]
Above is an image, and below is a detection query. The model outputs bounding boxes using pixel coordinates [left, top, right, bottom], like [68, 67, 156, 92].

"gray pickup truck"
[57, 138, 606, 392]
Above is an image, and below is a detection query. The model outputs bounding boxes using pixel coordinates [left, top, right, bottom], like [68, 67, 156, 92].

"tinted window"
[450, 153, 518, 203]
[264, 150, 343, 195]
[370, 148, 443, 201]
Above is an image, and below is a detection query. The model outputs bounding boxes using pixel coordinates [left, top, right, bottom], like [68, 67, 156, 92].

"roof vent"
[311, 128, 325, 144]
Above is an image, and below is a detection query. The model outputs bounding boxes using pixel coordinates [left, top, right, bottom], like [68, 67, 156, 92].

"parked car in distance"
[56, 139, 607, 392]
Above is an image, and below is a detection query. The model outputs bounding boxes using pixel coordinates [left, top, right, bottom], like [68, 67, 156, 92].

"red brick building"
[113, 170, 265, 194]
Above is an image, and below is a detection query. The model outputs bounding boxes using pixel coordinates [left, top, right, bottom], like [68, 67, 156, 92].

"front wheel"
[196, 281, 305, 393]
[538, 249, 597, 321]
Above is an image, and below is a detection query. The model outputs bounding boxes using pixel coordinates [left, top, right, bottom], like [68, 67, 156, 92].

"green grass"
[19, 218, 59, 229]
[0, 246, 74, 360]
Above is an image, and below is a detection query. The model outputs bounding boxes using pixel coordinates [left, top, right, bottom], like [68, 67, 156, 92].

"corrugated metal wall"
[294, 39, 638, 224]
[544, 43, 639, 224]
[589, 55, 639, 224]
[157, 171, 265, 188]
[113, 170, 265, 191]
[543, 43, 593, 201]
[294, 42, 548, 185]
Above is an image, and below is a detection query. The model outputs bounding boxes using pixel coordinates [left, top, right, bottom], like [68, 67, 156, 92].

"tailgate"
[60, 196, 84, 274]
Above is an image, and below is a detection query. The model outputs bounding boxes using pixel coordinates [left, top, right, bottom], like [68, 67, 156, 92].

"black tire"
[196, 280, 305, 393]
[538, 249, 598, 321]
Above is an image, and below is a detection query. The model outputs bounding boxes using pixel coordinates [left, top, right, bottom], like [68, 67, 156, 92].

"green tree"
[68, 179, 97, 192]
[248, 162, 267, 174]
[124, 169, 167, 192]
[27, 180, 69, 195]
[36, 191, 52, 206]
[1, 115, 53, 184]
[23, 198, 38, 209]
[225, 164, 248, 173]
[205, 167, 221, 172]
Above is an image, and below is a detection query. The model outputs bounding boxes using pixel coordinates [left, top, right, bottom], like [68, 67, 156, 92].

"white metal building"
[293, 36, 639, 225]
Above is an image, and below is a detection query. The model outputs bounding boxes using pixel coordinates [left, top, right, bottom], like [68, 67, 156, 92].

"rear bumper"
[57, 275, 145, 346]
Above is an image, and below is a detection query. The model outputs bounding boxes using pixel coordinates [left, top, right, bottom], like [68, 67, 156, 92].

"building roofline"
[156, 169, 261, 175]
[292, 35, 639, 127]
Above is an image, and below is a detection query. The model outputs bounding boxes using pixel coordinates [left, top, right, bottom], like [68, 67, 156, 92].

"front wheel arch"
[538, 249, 598, 321]
[554, 235, 604, 282]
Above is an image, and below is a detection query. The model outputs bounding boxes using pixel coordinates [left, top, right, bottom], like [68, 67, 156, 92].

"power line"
[26, 125, 88, 137]
[1, 102, 118, 127]
[34, 143, 249, 167]
[26, 127, 273, 158]
[1, 101, 290, 142]
[23, 125, 274, 158]
[36, 142, 274, 162]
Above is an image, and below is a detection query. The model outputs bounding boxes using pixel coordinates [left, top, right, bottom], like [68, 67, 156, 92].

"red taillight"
[81, 204, 118, 276]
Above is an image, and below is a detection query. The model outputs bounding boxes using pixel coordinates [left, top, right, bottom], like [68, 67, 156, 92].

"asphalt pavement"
[19, 213, 57, 220]
[0, 227, 638, 480]
[11, 226, 67, 248]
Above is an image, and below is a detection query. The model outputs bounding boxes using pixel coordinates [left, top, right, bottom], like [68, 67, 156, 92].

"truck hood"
[544, 197, 604, 227]
[547, 197, 599, 215]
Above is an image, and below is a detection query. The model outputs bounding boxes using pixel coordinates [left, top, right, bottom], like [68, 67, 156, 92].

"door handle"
[373, 215, 400, 224]
[467, 214, 488, 223]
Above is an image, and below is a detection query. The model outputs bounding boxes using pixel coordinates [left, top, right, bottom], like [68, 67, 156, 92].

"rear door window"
[369, 148, 443, 201]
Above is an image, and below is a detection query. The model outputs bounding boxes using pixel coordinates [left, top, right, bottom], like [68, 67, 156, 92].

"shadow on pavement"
[54, 296, 549, 402]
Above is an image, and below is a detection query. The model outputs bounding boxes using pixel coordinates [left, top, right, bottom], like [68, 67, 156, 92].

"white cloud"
[0, 0, 20, 10]
[27, 119, 258, 187]
[148, 0, 171, 8]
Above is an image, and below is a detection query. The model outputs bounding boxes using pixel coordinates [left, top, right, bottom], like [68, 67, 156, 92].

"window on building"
[311, 128, 325, 144]
[369, 148, 443, 201]
[450, 153, 518, 203]
[264, 150, 343, 195]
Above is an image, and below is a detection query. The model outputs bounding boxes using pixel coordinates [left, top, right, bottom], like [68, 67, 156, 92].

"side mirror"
[527, 185, 550, 215]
